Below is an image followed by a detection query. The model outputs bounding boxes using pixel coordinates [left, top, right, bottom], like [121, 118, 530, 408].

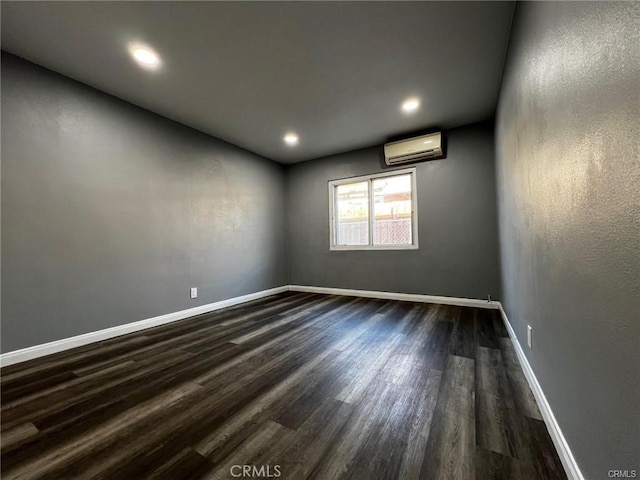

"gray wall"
[1, 53, 287, 352]
[287, 122, 501, 300]
[496, 2, 640, 478]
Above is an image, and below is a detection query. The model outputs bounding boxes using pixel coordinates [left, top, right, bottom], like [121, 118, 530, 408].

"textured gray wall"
[1, 53, 287, 352]
[496, 2, 640, 478]
[287, 122, 501, 300]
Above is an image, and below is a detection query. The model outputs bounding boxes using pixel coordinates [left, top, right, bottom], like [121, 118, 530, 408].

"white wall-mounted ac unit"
[384, 132, 443, 166]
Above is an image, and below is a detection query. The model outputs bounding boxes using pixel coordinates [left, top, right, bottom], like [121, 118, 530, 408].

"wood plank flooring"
[0, 292, 567, 479]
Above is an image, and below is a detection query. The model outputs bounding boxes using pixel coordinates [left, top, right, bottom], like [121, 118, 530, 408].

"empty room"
[1, 1, 638, 479]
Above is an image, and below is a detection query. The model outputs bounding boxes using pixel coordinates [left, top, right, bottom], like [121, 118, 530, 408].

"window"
[329, 168, 418, 250]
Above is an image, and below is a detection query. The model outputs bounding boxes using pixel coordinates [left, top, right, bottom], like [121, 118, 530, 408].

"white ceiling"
[1, 1, 514, 164]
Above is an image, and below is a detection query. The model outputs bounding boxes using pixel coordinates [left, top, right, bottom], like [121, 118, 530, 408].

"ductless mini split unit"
[384, 132, 443, 166]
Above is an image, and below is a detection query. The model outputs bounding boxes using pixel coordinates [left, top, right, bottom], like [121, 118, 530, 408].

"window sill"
[330, 244, 419, 251]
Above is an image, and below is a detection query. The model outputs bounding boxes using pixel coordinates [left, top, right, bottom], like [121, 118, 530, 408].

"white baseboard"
[0, 286, 289, 367]
[497, 303, 584, 480]
[1, 284, 496, 367]
[289, 285, 500, 309]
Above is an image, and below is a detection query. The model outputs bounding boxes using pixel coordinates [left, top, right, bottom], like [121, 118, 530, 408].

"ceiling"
[1, 1, 514, 164]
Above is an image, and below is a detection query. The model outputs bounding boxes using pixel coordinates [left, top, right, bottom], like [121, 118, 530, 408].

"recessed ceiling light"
[401, 98, 420, 113]
[284, 133, 299, 146]
[128, 43, 161, 70]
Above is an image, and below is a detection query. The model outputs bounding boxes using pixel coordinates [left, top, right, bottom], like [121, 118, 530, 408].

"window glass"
[372, 174, 412, 245]
[335, 181, 369, 246]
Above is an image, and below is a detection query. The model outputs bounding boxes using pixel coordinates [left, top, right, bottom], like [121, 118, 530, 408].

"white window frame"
[329, 167, 418, 251]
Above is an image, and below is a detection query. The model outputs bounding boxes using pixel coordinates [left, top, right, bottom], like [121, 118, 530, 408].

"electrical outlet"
[527, 325, 533, 349]
[190, 287, 198, 299]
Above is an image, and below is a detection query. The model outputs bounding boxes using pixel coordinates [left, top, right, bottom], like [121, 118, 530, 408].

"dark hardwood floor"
[0, 292, 567, 480]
